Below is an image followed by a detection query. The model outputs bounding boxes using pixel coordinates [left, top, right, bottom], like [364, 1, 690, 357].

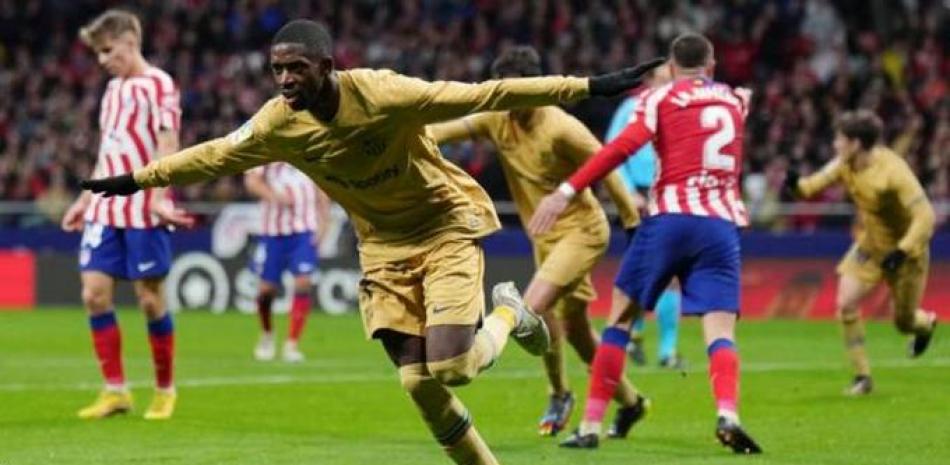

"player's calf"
[399, 364, 499, 464]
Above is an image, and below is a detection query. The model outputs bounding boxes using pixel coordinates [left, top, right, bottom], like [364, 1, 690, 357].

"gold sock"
[479, 306, 516, 360]
[912, 309, 934, 334]
[490, 305, 517, 329]
[841, 313, 870, 376]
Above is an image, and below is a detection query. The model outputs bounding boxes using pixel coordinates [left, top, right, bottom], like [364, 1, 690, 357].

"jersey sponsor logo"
[323, 163, 400, 190]
[361, 137, 386, 158]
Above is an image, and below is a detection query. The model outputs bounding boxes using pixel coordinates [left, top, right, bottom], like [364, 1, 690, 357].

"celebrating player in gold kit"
[428, 46, 650, 438]
[785, 110, 939, 395]
[80, 19, 663, 465]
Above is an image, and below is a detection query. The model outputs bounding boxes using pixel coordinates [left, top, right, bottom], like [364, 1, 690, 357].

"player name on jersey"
[641, 78, 748, 226]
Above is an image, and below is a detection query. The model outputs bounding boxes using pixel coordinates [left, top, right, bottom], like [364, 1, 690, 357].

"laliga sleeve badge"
[226, 120, 253, 145]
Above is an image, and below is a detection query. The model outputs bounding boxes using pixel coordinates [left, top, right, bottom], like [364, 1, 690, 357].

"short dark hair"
[491, 46, 542, 78]
[671, 33, 713, 69]
[272, 20, 333, 58]
[836, 110, 883, 150]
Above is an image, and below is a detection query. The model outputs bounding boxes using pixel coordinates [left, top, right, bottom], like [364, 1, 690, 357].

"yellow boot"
[143, 389, 177, 420]
[77, 389, 133, 419]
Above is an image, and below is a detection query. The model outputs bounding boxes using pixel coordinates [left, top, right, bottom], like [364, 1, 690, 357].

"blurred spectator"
[0, 0, 947, 232]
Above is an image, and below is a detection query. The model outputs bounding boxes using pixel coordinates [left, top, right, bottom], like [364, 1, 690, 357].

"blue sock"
[89, 311, 118, 330]
[147, 312, 174, 336]
[656, 289, 681, 359]
[602, 326, 631, 349]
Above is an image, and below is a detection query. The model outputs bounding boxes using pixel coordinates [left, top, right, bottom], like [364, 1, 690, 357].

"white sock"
[579, 420, 602, 436]
[718, 409, 740, 424]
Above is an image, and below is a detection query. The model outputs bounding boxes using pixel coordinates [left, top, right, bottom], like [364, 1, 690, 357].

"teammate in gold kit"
[427, 46, 649, 438]
[81, 20, 663, 465]
[785, 110, 939, 395]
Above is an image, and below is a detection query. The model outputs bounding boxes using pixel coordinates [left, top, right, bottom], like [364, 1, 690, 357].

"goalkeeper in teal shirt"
[604, 67, 683, 369]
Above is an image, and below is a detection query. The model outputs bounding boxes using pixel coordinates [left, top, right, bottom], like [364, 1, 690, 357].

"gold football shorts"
[533, 219, 609, 310]
[837, 244, 929, 317]
[358, 238, 484, 339]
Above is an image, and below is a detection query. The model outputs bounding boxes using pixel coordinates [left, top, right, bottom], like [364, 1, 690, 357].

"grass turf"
[0, 309, 947, 465]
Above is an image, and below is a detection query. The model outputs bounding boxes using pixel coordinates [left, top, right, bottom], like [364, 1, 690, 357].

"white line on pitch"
[1, 357, 948, 392]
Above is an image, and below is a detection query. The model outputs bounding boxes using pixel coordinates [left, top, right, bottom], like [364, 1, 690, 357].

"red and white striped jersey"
[566, 77, 749, 226]
[249, 162, 321, 236]
[85, 66, 181, 229]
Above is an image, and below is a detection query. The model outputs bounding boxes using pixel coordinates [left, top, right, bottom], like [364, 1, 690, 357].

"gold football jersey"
[798, 146, 935, 257]
[134, 69, 590, 262]
[427, 106, 639, 242]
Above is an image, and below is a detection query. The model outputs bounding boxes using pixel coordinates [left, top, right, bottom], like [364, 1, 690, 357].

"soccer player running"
[60, 9, 193, 420]
[605, 65, 685, 369]
[531, 33, 762, 453]
[427, 46, 650, 438]
[80, 19, 663, 465]
[245, 162, 331, 362]
[784, 110, 938, 396]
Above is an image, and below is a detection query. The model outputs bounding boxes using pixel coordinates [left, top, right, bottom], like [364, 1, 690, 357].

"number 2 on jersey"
[700, 106, 736, 171]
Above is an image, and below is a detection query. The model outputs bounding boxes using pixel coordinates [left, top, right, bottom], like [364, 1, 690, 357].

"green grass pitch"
[0, 309, 947, 465]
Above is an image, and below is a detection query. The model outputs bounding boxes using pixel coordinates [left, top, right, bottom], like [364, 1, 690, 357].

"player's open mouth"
[281, 90, 299, 102]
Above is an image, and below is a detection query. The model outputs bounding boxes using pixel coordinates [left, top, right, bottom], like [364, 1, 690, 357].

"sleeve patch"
[227, 121, 253, 145]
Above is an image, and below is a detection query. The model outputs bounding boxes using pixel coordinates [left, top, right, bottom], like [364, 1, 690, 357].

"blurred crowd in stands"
[0, 0, 947, 230]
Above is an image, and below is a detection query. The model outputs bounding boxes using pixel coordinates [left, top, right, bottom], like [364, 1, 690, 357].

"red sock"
[257, 294, 274, 333]
[147, 313, 175, 389]
[582, 327, 630, 422]
[707, 338, 739, 415]
[89, 312, 124, 386]
[288, 292, 311, 342]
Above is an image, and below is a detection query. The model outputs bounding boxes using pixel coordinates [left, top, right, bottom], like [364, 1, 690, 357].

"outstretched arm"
[82, 103, 284, 196]
[426, 113, 492, 144]
[387, 58, 665, 124]
[792, 157, 843, 199]
[529, 119, 652, 235]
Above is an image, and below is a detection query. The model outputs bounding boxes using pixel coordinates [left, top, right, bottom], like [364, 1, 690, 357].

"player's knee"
[134, 291, 162, 316]
[427, 354, 478, 387]
[81, 286, 111, 312]
[837, 305, 860, 323]
[399, 366, 427, 395]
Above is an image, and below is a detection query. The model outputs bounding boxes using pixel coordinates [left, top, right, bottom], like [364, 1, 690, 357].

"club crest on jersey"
[226, 121, 253, 145]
